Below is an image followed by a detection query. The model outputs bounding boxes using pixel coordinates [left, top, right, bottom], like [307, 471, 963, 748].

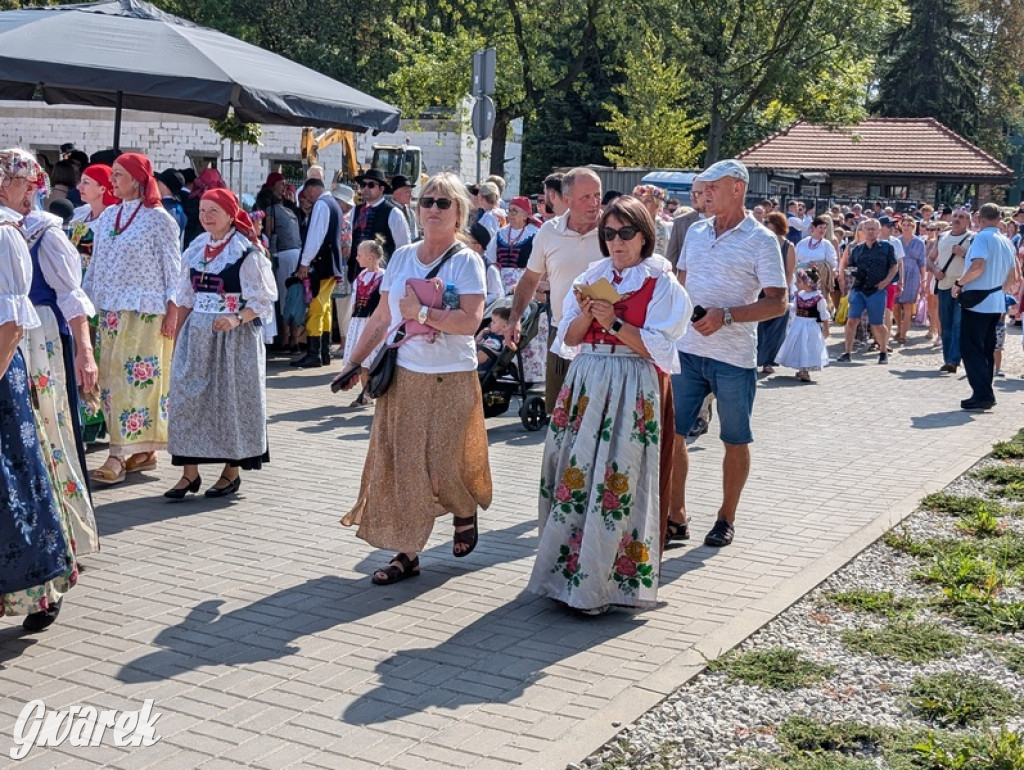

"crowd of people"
[3, 141, 1021, 627]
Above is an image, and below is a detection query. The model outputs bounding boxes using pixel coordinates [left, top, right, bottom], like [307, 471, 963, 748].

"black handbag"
[365, 328, 403, 399]
[957, 286, 1001, 310]
[363, 243, 462, 399]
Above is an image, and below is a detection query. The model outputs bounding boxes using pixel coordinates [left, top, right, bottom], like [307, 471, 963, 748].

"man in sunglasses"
[668, 159, 787, 549]
[349, 169, 411, 293]
[505, 167, 603, 413]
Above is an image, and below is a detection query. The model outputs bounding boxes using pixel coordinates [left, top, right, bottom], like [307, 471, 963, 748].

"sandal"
[452, 513, 478, 557]
[372, 553, 420, 585]
[665, 518, 690, 547]
[90, 457, 126, 486]
[125, 452, 158, 474]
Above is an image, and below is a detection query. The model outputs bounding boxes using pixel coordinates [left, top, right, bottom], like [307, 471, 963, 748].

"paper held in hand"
[574, 277, 621, 304]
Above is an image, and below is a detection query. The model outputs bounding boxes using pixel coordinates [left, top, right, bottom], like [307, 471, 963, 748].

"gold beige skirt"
[342, 366, 492, 554]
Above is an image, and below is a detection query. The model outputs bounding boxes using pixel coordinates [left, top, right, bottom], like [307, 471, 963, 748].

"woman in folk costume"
[165, 189, 276, 499]
[0, 149, 100, 558]
[0, 153, 78, 631]
[82, 153, 182, 486]
[527, 195, 691, 615]
[69, 164, 120, 444]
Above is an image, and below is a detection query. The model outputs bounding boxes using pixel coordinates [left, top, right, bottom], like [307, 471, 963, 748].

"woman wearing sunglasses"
[527, 195, 691, 615]
[338, 173, 492, 585]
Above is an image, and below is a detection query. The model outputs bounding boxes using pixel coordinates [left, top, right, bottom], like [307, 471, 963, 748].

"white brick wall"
[0, 101, 523, 197]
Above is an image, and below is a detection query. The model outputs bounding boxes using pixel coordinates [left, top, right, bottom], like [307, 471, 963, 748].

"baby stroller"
[478, 297, 547, 431]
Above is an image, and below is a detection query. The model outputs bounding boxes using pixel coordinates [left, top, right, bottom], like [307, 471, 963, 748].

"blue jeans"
[937, 288, 961, 366]
[672, 352, 756, 444]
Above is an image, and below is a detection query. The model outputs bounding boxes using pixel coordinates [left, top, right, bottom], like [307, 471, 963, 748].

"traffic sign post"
[471, 48, 497, 184]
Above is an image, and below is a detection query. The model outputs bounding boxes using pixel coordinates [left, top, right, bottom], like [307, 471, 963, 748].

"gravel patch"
[579, 455, 1024, 769]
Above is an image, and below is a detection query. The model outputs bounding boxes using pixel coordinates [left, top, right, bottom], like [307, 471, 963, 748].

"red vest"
[581, 276, 657, 345]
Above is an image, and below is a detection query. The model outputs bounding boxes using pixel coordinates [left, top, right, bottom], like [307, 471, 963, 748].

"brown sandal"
[452, 513, 478, 557]
[371, 554, 420, 585]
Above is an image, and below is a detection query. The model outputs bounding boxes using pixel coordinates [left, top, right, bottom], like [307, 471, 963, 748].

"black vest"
[308, 193, 343, 280]
[350, 199, 399, 282]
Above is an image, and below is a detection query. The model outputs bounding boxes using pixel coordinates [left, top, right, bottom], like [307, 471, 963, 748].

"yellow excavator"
[300, 128, 425, 196]
[300, 128, 361, 184]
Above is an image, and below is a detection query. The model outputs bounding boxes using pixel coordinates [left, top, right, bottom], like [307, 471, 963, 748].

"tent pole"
[113, 91, 123, 152]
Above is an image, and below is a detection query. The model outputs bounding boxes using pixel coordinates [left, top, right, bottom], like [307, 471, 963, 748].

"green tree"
[672, 0, 903, 163]
[873, 0, 982, 141]
[600, 34, 705, 168]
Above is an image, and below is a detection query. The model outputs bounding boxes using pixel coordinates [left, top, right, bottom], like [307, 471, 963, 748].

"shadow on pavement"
[95, 490, 244, 537]
[340, 597, 642, 726]
[888, 368, 943, 380]
[0, 632, 38, 666]
[116, 518, 544, 684]
[910, 410, 975, 429]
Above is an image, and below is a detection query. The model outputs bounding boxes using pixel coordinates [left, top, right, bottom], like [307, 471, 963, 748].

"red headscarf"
[113, 153, 161, 207]
[263, 171, 285, 189]
[191, 167, 227, 199]
[201, 188, 256, 243]
[81, 164, 119, 207]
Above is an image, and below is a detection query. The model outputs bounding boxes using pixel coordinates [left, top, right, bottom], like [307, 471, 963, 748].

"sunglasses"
[420, 197, 453, 210]
[359, 181, 378, 189]
[600, 225, 640, 242]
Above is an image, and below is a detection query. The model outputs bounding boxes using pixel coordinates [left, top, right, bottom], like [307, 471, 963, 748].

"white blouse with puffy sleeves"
[0, 205, 41, 330]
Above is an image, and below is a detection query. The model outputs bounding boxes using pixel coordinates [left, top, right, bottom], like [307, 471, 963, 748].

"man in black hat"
[156, 168, 187, 244]
[60, 142, 76, 160]
[348, 168, 410, 289]
[389, 174, 418, 240]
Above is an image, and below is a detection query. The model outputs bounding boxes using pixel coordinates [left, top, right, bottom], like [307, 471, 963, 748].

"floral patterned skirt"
[528, 351, 663, 610]
[97, 309, 172, 456]
[22, 308, 99, 556]
[1, 351, 78, 616]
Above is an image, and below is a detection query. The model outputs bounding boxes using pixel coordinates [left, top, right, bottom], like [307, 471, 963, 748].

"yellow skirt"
[97, 310, 173, 456]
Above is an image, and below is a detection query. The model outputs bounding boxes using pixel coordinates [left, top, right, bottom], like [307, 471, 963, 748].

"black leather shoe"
[704, 518, 735, 547]
[163, 475, 201, 499]
[23, 599, 62, 632]
[961, 398, 996, 410]
[205, 475, 241, 498]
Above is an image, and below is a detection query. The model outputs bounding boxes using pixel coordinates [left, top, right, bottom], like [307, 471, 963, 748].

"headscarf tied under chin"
[0, 148, 50, 196]
[201, 188, 256, 243]
[81, 164, 119, 207]
[114, 152, 161, 207]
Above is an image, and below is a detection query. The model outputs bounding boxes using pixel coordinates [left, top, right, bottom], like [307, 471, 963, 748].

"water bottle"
[443, 282, 459, 309]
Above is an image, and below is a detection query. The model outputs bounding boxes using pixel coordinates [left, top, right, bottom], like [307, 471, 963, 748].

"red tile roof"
[737, 118, 1013, 181]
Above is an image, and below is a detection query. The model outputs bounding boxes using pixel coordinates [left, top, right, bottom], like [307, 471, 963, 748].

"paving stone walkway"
[2, 325, 1022, 769]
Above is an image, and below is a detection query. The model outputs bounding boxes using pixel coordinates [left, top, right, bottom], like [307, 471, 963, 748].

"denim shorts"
[672, 352, 756, 445]
[846, 289, 887, 325]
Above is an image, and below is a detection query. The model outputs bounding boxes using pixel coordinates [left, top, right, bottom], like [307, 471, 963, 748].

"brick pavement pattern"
[2, 326, 1021, 768]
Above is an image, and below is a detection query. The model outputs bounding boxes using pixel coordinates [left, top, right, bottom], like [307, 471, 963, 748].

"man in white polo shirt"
[506, 167, 603, 412]
[668, 159, 787, 548]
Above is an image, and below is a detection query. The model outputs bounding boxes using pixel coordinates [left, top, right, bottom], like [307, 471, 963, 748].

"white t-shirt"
[526, 213, 601, 327]
[795, 236, 837, 270]
[381, 243, 486, 373]
[678, 215, 786, 369]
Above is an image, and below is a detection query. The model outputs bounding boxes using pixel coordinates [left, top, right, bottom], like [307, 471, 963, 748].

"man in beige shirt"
[927, 209, 973, 373]
[506, 167, 603, 412]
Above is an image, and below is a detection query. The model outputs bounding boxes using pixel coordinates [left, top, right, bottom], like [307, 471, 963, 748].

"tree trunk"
[703, 86, 724, 166]
[489, 113, 510, 179]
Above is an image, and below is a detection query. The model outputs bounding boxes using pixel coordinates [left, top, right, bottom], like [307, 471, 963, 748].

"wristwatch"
[954, 280, 963, 288]
[417, 305, 429, 324]
[609, 318, 624, 335]
[723, 307, 734, 326]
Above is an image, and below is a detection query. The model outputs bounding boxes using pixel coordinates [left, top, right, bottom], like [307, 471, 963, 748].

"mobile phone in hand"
[691, 305, 707, 323]
[330, 366, 361, 394]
